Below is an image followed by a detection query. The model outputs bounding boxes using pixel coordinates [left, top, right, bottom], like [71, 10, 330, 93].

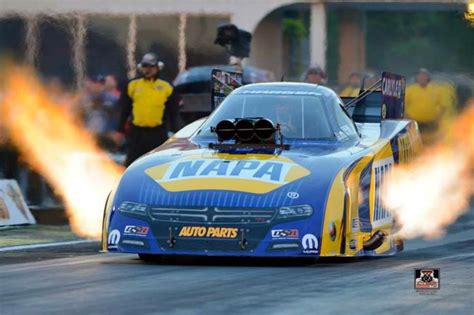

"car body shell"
[102, 82, 421, 258]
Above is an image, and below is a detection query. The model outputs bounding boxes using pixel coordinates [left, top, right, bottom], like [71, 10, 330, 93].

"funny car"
[102, 71, 421, 259]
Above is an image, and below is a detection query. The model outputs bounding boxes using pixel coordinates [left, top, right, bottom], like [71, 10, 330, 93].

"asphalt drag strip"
[0, 210, 472, 314]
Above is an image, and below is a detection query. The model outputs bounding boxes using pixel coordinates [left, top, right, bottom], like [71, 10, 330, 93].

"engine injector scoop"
[214, 118, 276, 144]
[210, 118, 288, 151]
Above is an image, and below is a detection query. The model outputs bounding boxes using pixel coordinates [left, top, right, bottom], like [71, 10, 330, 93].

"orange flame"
[0, 65, 124, 239]
[383, 103, 474, 239]
[466, 1, 474, 24]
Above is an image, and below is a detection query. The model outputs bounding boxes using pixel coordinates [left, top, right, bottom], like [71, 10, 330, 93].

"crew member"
[119, 53, 181, 166]
[303, 65, 326, 85]
[405, 68, 453, 144]
[340, 72, 362, 97]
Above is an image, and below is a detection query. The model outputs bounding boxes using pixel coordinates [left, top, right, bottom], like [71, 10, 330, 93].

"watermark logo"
[415, 268, 440, 292]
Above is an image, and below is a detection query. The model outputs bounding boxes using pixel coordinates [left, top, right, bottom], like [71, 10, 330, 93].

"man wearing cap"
[119, 53, 181, 166]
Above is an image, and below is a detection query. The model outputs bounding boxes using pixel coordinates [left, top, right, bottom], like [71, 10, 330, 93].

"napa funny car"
[102, 72, 421, 259]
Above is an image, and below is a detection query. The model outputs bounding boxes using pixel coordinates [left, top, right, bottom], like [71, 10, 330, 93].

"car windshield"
[195, 92, 358, 141]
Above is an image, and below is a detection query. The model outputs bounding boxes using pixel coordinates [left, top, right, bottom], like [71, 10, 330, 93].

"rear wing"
[342, 72, 406, 123]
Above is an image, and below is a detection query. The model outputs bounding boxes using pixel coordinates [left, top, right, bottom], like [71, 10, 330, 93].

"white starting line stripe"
[0, 239, 97, 252]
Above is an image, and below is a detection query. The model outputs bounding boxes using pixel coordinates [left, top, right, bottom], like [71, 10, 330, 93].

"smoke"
[178, 13, 187, 73]
[70, 13, 87, 90]
[126, 14, 137, 79]
[383, 103, 474, 239]
[24, 15, 40, 67]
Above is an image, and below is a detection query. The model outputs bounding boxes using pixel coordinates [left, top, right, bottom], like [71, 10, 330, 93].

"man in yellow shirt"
[340, 72, 362, 97]
[405, 68, 446, 144]
[119, 53, 181, 166]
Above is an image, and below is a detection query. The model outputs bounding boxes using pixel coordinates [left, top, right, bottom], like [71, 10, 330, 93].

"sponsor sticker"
[145, 154, 310, 194]
[381, 72, 405, 120]
[271, 229, 299, 240]
[269, 243, 300, 250]
[122, 239, 146, 247]
[301, 234, 319, 254]
[372, 157, 394, 227]
[286, 192, 299, 199]
[124, 225, 149, 237]
[415, 269, 440, 291]
[178, 226, 238, 239]
[351, 218, 360, 232]
[107, 229, 121, 249]
[349, 239, 357, 250]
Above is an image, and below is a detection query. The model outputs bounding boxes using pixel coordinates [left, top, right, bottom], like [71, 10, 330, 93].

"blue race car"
[102, 72, 421, 259]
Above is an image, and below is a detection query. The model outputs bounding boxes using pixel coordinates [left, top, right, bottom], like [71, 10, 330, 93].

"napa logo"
[145, 154, 310, 194]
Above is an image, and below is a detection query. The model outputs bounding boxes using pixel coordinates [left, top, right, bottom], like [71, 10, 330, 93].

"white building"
[0, 0, 467, 83]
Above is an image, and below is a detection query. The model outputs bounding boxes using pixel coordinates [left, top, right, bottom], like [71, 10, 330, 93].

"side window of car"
[332, 99, 358, 138]
[303, 97, 333, 139]
[339, 103, 360, 136]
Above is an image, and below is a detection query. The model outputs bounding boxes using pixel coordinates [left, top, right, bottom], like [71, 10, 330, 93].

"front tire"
[138, 253, 163, 262]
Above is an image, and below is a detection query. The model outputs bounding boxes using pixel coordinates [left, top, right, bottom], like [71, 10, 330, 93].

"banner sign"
[211, 69, 243, 110]
[381, 72, 406, 119]
[0, 180, 36, 226]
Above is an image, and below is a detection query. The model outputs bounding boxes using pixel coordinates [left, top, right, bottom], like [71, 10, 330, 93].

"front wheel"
[138, 253, 163, 262]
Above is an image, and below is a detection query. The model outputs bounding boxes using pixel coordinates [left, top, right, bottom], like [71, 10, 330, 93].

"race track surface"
[1, 209, 473, 315]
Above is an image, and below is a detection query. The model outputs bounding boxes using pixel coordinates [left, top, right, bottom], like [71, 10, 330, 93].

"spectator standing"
[82, 74, 109, 135]
[103, 75, 121, 131]
[302, 66, 326, 85]
[118, 52, 181, 166]
[405, 68, 453, 144]
[79, 74, 122, 150]
[104, 75, 121, 99]
[435, 80, 457, 132]
[340, 72, 362, 97]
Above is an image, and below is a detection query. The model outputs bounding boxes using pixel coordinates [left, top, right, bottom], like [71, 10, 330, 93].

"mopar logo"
[108, 229, 121, 248]
[301, 234, 318, 254]
[145, 154, 310, 194]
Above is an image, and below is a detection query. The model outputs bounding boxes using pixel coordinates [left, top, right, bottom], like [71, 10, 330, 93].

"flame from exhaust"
[0, 65, 124, 239]
[383, 103, 474, 239]
[466, 1, 474, 23]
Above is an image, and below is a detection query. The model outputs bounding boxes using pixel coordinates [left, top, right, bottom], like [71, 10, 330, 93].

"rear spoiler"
[342, 72, 406, 123]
